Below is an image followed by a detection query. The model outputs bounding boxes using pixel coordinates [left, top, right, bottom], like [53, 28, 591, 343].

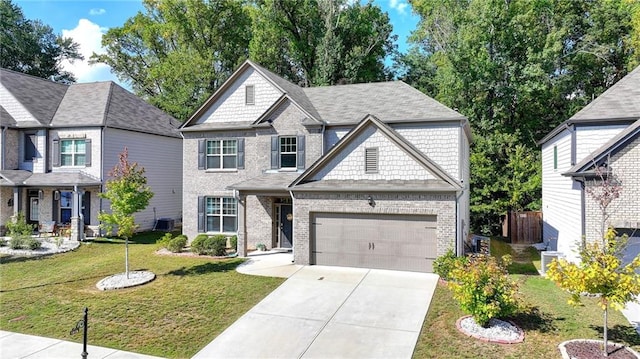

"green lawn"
[0, 232, 284, 358]
[414, 240, 640, 358]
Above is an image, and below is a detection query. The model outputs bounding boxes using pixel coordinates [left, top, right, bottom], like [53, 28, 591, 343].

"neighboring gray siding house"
[0, 69, 182, 241]
[181, 60, 471, 273]
[539, 65, 640, 262]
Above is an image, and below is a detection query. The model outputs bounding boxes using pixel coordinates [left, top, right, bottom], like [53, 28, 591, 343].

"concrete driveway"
[193, 262, 438, 359]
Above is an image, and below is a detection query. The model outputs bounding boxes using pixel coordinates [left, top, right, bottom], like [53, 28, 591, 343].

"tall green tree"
[0, 0, 82, 82]
[91, 0, 252, 121]
[249, 0, 396, 86]
[402, 0, 638, 234]
[98, 148, 154, 279]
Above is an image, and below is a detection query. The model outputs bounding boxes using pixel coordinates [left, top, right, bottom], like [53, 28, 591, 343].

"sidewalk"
[0, 330, 164, 359]
[622, 296, 640, 335]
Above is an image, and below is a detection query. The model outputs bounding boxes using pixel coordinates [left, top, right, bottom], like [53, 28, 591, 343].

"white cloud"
[60, 19, 119, 84]
[389, 0, 408, 15]
[89, 8, 106, 16]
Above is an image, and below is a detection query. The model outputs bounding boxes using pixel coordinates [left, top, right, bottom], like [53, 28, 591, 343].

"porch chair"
[38, 221, 56, 238]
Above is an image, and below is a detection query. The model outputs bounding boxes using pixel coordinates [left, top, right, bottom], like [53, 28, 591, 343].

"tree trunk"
[125, 237, 129, 279]
[603, 306, 608, 357]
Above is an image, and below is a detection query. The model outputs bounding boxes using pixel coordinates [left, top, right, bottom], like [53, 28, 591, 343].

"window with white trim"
[206, 139, 237, 169]
[280, 136, 297, 168]
[60, 191, 73, 224]
[60, 139, 86, 166]
[206, 197, 237, 232]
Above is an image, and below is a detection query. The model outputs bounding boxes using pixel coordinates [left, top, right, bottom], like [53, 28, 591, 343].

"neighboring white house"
[180, 60, 471, 273]
[539, 65, 640, 262]
[0, 68, 183, 241]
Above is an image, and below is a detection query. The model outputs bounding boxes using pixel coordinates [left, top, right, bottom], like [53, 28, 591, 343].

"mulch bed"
[561, 340, 639, 359]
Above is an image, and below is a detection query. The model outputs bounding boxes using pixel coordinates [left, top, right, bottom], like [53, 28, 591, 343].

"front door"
[279, 204, 293, 248]
[27, 190, 39, 225]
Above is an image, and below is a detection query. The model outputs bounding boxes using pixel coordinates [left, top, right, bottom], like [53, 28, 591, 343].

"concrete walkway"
[0, 330, 164, 359]
[194, 255, 439, 359]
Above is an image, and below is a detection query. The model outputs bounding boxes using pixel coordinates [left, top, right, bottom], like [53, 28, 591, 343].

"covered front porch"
[0, 170, 101, 241]
[228, 172, 299, 257]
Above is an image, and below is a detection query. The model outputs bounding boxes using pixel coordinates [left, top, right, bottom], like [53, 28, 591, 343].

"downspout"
[289, 189, 295, 263]
[455, 188, 464, 256]
[1, 126, 6, 170]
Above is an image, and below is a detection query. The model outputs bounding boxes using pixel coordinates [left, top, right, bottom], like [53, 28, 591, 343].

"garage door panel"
[311, 212, 438, 273]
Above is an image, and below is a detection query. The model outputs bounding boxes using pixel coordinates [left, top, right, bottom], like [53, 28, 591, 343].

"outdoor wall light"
[367, 195, 375, 207]
[38, 189, 44, 199]
[7, 198, 13, 207]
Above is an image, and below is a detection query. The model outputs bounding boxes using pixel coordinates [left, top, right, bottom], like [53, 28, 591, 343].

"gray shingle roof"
[303, 81, 466, 124]
[539, 65, 640, 145]
[0, 170, 32, 186]
[1, 68, 179, 137]
[227, 172, 301, 192]
[0, 170, 102, 186]
[571, 66, 640, 121]
[0, 68, 68, 126]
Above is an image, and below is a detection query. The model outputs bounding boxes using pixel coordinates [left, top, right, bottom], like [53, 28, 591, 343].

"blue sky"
[16, 0, 419, 86]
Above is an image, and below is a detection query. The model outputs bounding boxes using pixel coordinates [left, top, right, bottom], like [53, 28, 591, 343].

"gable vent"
[245, 85, 255, 105]
[365, 147, 378, 173]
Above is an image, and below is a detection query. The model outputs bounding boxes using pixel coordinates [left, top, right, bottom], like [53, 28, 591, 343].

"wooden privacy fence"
[502, 211, 542, 244]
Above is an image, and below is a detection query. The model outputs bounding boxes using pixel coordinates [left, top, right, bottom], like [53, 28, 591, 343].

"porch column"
[12, 187, 20, 217]
[237, 194, 247, 257]
[70, 186, 83, 241]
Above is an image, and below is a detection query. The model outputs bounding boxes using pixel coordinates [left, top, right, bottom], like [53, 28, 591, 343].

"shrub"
[6, 212, 34, 237]
[433, 249, 468, 281]
[167, 235, 187, 253]
[209, 235, 227, 256]
[191, 234, 210, 255]
[448, 254, 519, 327]
[191, 234, 226, 256]
[8, 236, 41, 250]
[157, 232, 173, 247]
[229, 235, 238, 252]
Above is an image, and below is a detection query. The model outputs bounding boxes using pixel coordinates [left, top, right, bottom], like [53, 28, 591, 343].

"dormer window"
[245, 85, 255, 105]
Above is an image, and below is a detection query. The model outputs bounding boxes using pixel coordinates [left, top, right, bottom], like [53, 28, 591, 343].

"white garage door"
[311, 212, 438, 272]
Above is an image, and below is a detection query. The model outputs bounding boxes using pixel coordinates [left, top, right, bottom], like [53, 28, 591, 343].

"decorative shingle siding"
[0, 83, 39, 124]
[2, 128, 19, 170]
[584, 135, 640, 242]
[293, 192, 456, 265]
[324, 127, 350, 150]
[311, 126, 435, 181]
[198, 68, 283, 125]
[395, 124, 460, 179]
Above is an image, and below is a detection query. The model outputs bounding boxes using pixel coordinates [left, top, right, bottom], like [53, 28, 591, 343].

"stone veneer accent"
[292, 192, 457, 265]
[584, 136, 640, 242]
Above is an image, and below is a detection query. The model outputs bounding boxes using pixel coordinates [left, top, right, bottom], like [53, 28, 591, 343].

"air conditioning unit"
[154, 218, 175, 232]
[541, 251, 563, 275]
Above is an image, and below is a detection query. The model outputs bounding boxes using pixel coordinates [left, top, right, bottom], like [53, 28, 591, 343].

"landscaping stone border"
[455, 315, 525, 344]
[96, 271, 156, 290]
[558, 339, 640, 359]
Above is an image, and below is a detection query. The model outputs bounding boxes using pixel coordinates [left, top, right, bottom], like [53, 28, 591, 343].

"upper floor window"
[61, 139, 86, 166]
[280, 136, 297, 168]
[245, 85, 255, 105]
[271, 135, 305, 170]
[24, 132, 37, 161]
[207, 139, 237, 169]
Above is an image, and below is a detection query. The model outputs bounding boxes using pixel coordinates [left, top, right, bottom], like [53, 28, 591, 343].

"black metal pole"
[82, 307, 88, 359]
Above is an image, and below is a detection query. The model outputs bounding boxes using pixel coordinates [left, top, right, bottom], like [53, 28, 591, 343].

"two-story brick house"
[539, 65, 640, 262]
[0, 68, 183, 241]
[181, 60, 471, 272]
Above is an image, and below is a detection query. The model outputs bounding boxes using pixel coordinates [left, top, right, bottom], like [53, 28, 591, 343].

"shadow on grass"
[588, 324, 640, 346]
[510, 305, 557, 333]
[165, 260, 242, 276]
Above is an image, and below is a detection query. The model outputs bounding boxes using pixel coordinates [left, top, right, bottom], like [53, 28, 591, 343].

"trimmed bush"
[167, 235, 187, 253]
[6, 212, 34, 237]
[8, 236, 41, 250]
[191, 234, 210, 255]
[25, 237, 41, 250]
[191, 234, 227, 256]
[433, 249, 468, 281]
[448, 254, 519, 327]
[229, 235, 238, 252]
[157, 232, 173, 247]
[9, 236, 24, 249]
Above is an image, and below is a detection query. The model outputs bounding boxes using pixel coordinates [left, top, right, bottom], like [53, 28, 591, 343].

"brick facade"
[584, 136, 640, 242]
